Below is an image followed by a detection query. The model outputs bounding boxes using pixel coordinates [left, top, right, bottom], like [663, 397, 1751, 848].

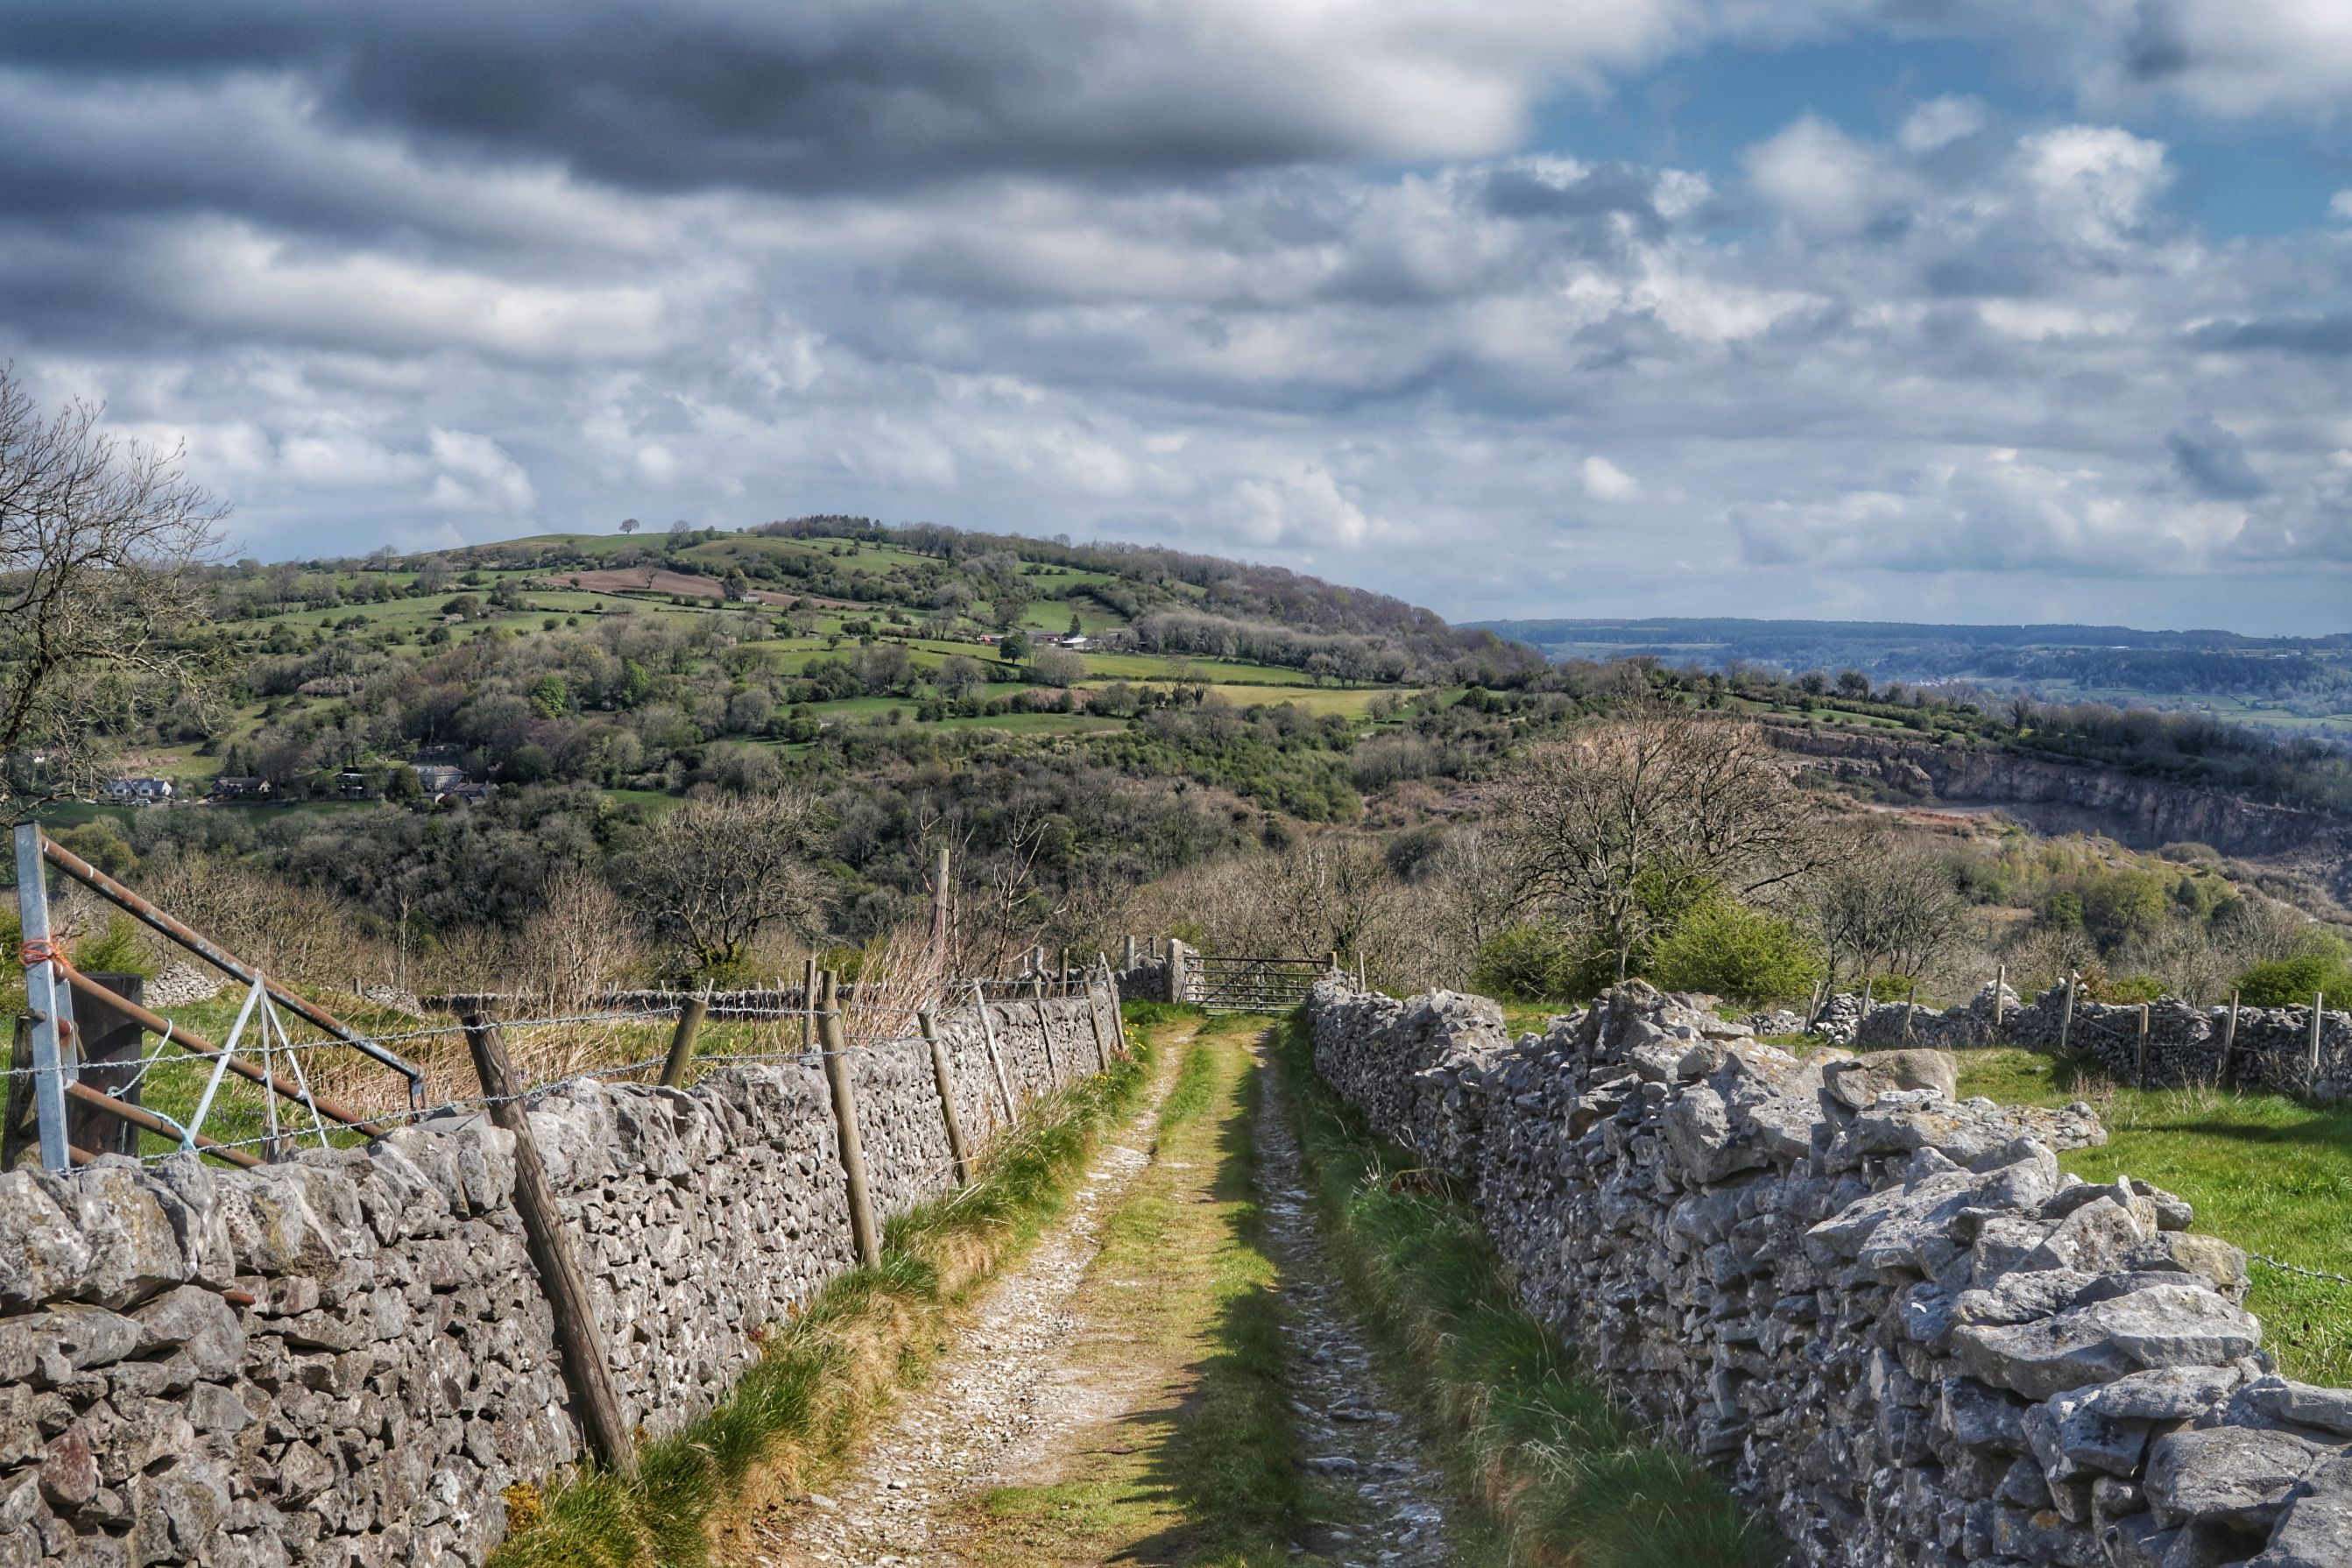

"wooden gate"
[1184, 955, 1328, 1014]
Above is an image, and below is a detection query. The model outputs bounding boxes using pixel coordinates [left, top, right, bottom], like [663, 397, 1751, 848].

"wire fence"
[10, 966, 1123, 1173]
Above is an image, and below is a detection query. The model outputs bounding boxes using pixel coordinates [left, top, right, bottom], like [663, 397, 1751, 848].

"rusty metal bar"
[60, 1082, 263, 1169]
[54, 964, 392, 1138]
[38, 833, 422, 1101]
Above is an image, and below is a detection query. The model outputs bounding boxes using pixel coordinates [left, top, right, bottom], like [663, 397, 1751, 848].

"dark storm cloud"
[2166, 415, 2266, 499]
[0, 1, 1553, 195]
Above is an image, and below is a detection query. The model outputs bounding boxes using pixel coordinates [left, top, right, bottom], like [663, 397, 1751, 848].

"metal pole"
[36, 832, 420, 1100]
[12, 824, 74, 1171]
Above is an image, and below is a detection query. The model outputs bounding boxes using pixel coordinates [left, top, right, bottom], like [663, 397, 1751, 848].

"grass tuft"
[1269, 1014, 1783, 1568]
[491, 1033, 1157, 1568]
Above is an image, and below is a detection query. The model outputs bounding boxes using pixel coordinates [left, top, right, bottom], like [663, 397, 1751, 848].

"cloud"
[1580, 455, 1641, 499]
[425, 428, 536, 513]
[1743, 116, 1911, 237]
[2166, 415, 2266, 499]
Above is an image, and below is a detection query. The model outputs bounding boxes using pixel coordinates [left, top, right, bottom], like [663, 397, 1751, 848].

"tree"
[615, 789, 827, 975]
[1813, 838, 1971, 991]
[1496, 709, 1825, 982]
[618, 518, 640, 535]
[992, 591, 1030, 632]
[1029, 647, 1085, 688]
[936, 654, 989, 702]
[998, 630, 1030, 664]
[0, 366, 227, 817]
[670, 519, 691, 534]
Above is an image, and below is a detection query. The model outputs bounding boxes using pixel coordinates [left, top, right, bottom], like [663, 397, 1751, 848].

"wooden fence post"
[1031, 974, 1060, 1082]
[1124, 935, 1139, 971]
[2059, 973, 2077, 1056]
[816, 972, 881, 1268]
[1902, 979, 1918, 1044]
[658, 985, 709, 1088]
[2312, 992, 2326, 1078]
[2136, 1003, 2151, 1091]
[1992, 964, 2008, 1037]
[802, 956, 817, 1055]
[2220, 990, 2241, 1088]
[917, 1010, 973, 1185]
[3, 1018, 37, 1169]
[1082, 977, 1111, 1072]
[461, 1013, 638, 1480]
[1101, 953, 1126, 1054]
[971, 979, 1017, 1121]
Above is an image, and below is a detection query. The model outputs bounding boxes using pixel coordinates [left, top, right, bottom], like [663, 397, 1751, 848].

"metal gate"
[1184, 955, 1328, 1014]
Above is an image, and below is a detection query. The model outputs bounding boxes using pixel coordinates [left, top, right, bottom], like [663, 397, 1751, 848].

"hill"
[1468, 615, 2352, 737]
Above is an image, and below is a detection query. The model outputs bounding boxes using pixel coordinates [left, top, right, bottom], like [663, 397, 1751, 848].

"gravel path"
[738, 1031, 1189, 1567]
[1254, 1040, 1460, 1567]
[734, 1024, 1460, 1567]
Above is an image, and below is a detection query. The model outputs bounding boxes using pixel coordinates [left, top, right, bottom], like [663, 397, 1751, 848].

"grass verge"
[1269, 1014, 1783, 1568]
[948, 1014, 1303, 1566]
[1956, 1049, 2352, 1385]
[489, 1025, 1159, 1568]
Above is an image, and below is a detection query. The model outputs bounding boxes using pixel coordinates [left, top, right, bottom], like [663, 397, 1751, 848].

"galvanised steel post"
[12, 824, 76, 1171]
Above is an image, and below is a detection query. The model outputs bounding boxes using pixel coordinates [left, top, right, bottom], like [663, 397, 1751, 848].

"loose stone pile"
[1309, 978, 2352, 1568]
[0, 994, 1111, 1567]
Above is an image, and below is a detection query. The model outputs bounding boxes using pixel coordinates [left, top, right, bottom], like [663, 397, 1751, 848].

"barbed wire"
[2249, 1252, 2352, 1289]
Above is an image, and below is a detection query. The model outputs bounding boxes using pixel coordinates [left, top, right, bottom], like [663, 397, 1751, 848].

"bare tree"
[0, 366, 227, 817]
[615, 789, 827, 974]
[1813, 837, 1972, 991]
[521, 866, 642, 1004]
[1495, 708, 1825, 981]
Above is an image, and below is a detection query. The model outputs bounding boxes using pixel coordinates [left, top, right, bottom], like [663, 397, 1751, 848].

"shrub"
[1647, 897, 1825, 1005]
[2089, 972, 2165, 1005]
[1471, 922, 1609, 1003]
[2235, 950, 2352, 1008]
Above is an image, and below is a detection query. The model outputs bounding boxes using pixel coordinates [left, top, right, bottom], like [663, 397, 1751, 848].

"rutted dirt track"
[724, 1020, 1461, 1568]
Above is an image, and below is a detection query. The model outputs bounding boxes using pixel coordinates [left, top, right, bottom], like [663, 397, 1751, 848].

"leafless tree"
[1813, 837, 1973, 991]
[615, 789, 827, 974]
[0, 366, 228, 817]
[521, 865, 643, 1004]
[1495, 708, 1826, 981]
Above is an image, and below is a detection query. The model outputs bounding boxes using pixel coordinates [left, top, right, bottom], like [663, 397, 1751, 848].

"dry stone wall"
[1851, 988, 2352, 1102]
[1308, 979, 2352, 1568]
[0, 994, 1112, 1568]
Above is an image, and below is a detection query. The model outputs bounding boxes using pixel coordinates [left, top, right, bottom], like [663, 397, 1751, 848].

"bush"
[2235, 950, 2352, 1008]
[1470, 922, 1609, 1003]
[2089, 972, 2165, 1005]
[1646, 897, 1825, 1005]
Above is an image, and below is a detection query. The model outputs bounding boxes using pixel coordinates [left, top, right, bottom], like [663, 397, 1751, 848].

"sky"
[7, 3, 2352, 633]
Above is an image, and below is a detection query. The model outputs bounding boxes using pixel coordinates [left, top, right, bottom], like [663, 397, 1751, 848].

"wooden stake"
[2312, 992, 2326, 1077]
[929, 844, 952, 957]
[2136, 1003, 2151, 1091]
[658, 985, 709, 1088]
[2059, 973, 2078, 1056]
[1082, 978, 1111, 1072]
[917, 1010, 973, 1185]
[1031, 975, 1059, 1082]
[462, 1014, 637, 1480]
[1902, 979, 1918, 1044]
[802, 956, 816, 1054]
[816, 972, 881, 1268]
[2220, 990, 2241, 1088]
[3, 1018, 36, 1169]
[1992, 964, 2008, 1036]
[971, 980, 1017, 1120]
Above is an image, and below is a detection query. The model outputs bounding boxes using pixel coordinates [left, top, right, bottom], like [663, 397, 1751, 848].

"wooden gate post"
[2312, 992, 2326, 1078]
[2059, 974, 2078, 1056]
[658, 985, 709, 1088]
[816, 972, 881, 1268]
[2136, 1003, 2151, 1091]
[461, 1014, 638, 1480]
[2220, 990, 2241, 1088]
[1099, 952, 1126, 1055]
[971, 980, 1018, 1121]
[917, 1011, 973, 1185]
[1992, 964, 2008, 1037]
[3, 1018, 37, 1169]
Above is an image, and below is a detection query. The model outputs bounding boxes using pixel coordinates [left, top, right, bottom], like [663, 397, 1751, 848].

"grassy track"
[1270, 1016, 1783, 1568]
[944, 1010, 1304, 1566]
[489, 1021, 1159, 1568]
[1956, 1049, 2352, 1385]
